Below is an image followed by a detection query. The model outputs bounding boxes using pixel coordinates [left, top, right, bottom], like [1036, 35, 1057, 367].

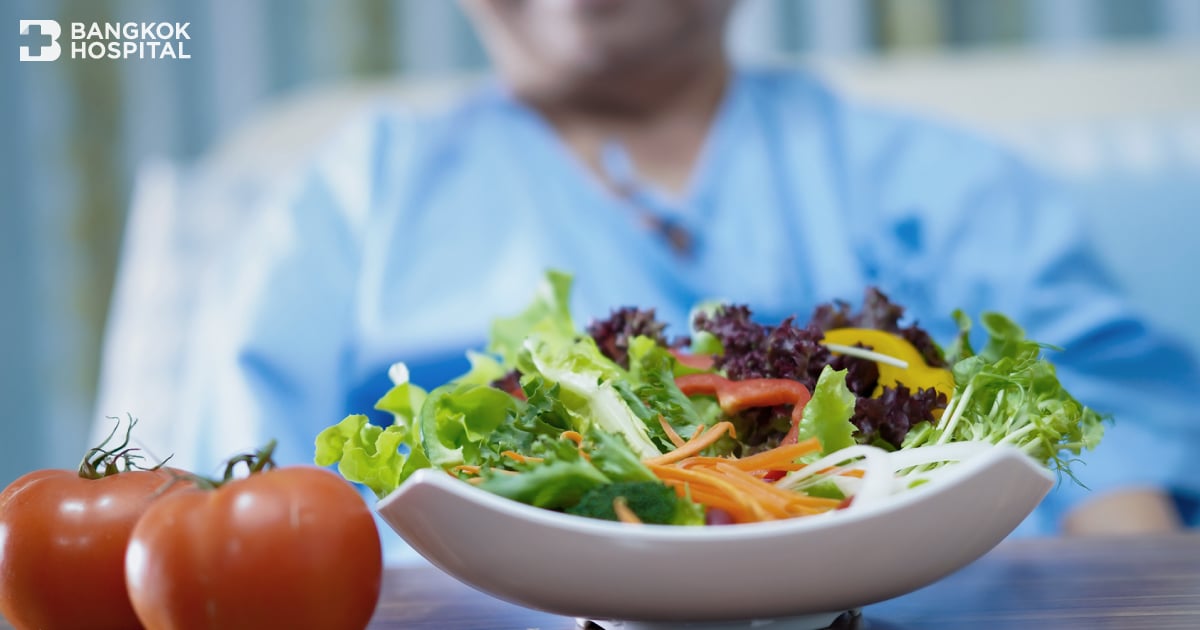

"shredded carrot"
[658, 415, 687, 449]
[810, 466, 867, 478]
[710, 463, 841, 509]
[648, 464, 745, 501]
[556, 430, 594, 460]
[726, 437, 822, 472]
[639, 372, 837, 523]
[664, 482, 759, 522]
[612, 497, 643, 525]
[643, 422, 737, 466]
[450, 465, 482, 476]
[675, 456, 738, 470]
[642, 432, 843, 524]
[649, 463, 773, 522]
[502, 450, 543, 464]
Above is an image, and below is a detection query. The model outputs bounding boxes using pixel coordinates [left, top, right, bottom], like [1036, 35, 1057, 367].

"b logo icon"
[19, 20, 61, 61]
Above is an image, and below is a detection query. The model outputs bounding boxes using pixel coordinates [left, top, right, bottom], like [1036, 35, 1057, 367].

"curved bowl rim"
[376, 444, 1056, 621]
[377, 443, 1054, 542]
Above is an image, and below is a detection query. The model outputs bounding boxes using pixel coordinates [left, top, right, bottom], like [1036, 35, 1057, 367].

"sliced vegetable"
[822, 328, 954, 400]
[675, 374, 812, 417]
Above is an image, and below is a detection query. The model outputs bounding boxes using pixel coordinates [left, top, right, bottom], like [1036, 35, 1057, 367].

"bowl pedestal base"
[582, 609, 857, 630]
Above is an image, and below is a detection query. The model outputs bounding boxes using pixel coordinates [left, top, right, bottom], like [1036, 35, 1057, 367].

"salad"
[315, 271, 1105, 526]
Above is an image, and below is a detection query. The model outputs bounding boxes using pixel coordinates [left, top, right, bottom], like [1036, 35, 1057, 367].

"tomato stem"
[222, 439, 278, 481]
[77, 415, 170, 479]
[179, 440, 281, 491]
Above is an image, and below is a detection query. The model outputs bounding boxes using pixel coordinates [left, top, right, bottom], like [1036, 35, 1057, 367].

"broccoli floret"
[566, 481, 704, 525]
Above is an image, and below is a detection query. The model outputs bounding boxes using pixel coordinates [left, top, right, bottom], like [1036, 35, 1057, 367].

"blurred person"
[146, 0, 1195, 559]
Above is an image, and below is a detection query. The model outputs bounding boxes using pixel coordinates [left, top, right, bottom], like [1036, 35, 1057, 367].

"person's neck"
[519, 56, 731, 196]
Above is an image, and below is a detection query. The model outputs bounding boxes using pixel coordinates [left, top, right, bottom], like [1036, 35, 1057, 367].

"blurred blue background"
[2, 0, 1198, 485]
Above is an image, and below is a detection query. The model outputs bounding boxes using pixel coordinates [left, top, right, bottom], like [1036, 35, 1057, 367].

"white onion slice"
[777, 441, 994, 509]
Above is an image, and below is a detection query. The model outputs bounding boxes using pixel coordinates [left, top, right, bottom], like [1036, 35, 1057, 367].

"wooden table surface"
[367, 533, 1200, 630]
[2, 533, 1197, 629]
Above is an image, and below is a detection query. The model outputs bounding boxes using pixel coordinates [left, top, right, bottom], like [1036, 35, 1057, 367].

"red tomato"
[125, 465, 382, 630]
[0, 467, 179, 630]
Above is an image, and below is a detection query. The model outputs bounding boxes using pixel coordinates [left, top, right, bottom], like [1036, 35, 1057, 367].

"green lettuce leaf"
[454, 350, 509, 387]
[418, 383, 520, 468]
[796, 366, 858, 455]
[520, 335, 662, 459]
[587, 430, 656, 484]
[314, 414, 409, 499]
[373, 363, 428, 429]
[477, 447, 610, 509]
[627, 336, 711, 445]
[487, 269, 576, 368]
[907, 312, 1106, 482]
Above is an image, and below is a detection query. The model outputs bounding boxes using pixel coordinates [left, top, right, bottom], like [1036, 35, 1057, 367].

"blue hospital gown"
[176, 68, 1199, 561]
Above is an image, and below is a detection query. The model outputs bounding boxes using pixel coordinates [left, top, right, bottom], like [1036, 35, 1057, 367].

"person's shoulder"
[319, 81, 510, 165]
[299, 81, 518, 212]
[739, 65, 1023, 175]
[736, 65, 840, 117]
[832, 82, 1026, 184]
[847, 102, 1022, 181]
[252, 81, 511, 237]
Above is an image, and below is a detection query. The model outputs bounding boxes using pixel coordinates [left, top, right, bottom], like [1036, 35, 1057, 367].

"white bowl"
[376, 445, 1053, 624]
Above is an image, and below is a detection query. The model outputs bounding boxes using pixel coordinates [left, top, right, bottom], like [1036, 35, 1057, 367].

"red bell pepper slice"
[675, 373, 812, 447]
[669, 349, 716, 371]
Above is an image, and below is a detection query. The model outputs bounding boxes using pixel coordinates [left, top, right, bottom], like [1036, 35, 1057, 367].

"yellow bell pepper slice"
[821, 328, 954, 401]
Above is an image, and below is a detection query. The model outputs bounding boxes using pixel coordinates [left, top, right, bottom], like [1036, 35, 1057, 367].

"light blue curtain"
[1, 0, 1196, 485]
